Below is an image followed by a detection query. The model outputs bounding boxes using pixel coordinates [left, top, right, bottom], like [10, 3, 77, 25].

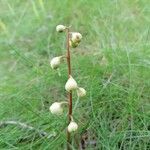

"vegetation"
[0, 0, 149, 149]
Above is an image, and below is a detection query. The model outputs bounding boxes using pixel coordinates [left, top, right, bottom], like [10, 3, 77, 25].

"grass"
[0, 0, 150, 149]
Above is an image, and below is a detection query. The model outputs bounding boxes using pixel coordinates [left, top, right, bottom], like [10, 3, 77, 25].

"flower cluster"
[49, 25, 86, 133]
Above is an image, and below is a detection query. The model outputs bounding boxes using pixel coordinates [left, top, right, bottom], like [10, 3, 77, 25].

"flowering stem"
[66, 28, 72, 150]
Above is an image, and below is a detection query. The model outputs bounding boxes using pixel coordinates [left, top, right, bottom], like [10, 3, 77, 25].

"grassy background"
[0, 0, 150, 149]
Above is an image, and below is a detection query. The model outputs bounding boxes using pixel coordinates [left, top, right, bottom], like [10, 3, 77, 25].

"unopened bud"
[71, 32, 82, 43]
[49, 102, 63, 115]
[50, 56, 63, 69]
[77, 87, 86, 97]
[56, 25, 66, 32]
[65, 76, 78, 92]
[68, 121, 78, 132]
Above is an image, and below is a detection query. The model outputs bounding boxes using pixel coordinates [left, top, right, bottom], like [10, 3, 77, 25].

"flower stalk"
[66, 27, 72, 149]
[49, 24, 86, 150]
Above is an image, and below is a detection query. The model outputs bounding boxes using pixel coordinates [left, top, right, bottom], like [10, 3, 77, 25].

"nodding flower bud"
[50, 56, 63, 69]
[56, 25, 66, 32]
[68, 121, 78, 132]
[65, 76, 78, 92]
[77, 87, 86, 97]
[71, 32, 82, 43]
[49, 102, 63, 115]
[69, 40, 79, 48]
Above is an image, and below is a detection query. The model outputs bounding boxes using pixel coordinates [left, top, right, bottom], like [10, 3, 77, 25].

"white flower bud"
[50, 56, 62, 69]
[71, 32, 82, 43]
[56, 25, 66, 32]
[65, 76, 78, 92]
[49, 102, 63, 115]
[68, 121, 78, 132]
[77, 87, 86, 97]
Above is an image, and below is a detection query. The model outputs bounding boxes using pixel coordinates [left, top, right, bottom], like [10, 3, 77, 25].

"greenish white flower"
[50, 56, 63, 69]
[68, 121, 78, 132]
[56, 25, 66, 32]
[65, 76, 78, 92]
[71, 32, 82, 43]
[49, 102, 63, 115]
[77, 87, 86, 97]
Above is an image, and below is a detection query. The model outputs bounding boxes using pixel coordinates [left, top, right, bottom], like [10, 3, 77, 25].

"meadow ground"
[0, 0, 150, 149]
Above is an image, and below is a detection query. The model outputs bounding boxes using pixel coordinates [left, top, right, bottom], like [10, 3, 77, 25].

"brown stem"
[66, 28, 72, 150]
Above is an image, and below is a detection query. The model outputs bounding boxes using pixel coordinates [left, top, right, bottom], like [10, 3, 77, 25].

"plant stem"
[66, 28, 72, 150]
